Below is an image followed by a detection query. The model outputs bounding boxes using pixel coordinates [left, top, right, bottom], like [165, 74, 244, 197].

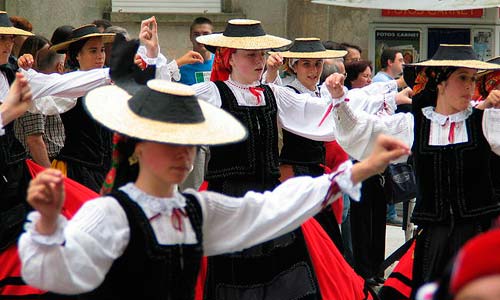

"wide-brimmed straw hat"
[50, 24, 115, 52]
[406, 44, 500, 70]
[84, 80, 247, 146]
[196, 19, 291, 50]
[269, 38, 347, 59]
[0, 11, 33, 36]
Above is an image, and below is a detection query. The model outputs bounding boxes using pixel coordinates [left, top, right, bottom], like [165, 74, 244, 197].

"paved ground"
[384, 224, 408, 277]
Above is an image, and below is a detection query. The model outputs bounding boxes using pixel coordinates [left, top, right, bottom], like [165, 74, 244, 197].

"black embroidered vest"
[206, 81, 280, 182]
[58, 97, 112, 169]
[280, 85, 325, 166]
[80, 191, 203, 300]
[411, 107, 500, 224]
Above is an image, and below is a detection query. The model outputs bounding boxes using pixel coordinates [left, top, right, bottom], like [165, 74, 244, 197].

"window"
[112, 0, 221, 13]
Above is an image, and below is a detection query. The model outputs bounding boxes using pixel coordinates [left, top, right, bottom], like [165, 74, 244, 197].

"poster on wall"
[374, 30, 421, 73]
[472, 29, 493, 61]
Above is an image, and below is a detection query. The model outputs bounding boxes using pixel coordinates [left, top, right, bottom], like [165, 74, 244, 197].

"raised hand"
[17, 53, 34, 70]
[325, 72, 346, 99]
[27, 169, 65, 235]
[396, 87, 413, 105]
[264, 52, 283, 83]
[0, 73, 32, 126]
[479, 89, 500, 109]
[351, 134, 411, 184]
[139, 16, 159, 58]
[175, 50, 204, 67]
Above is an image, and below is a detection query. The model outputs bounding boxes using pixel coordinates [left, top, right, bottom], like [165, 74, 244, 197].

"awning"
[310, 0, 500, 10]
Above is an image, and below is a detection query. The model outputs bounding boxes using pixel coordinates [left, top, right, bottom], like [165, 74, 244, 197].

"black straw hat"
[50, 24, 115, 52]
[196, 19, 291, 50]
[0, 11, 33, 36]
[406, 44, 500, 70]
[269, 38, 347, 59]
[84, 80, 247, 146]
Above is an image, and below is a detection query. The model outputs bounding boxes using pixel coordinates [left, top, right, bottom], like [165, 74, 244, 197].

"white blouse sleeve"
[333, 100, 414, 162]
[192, 81, 222, 107]
[18, 197, 130, 295]
[195, 160, 360, 256]
[346, 81, 398, 115]
[269, 83, 335, 142]
[137, 45, 180, 81]
[482, 108, 500, 156]
[27, 96, 77, 115]
[22, 68, 111, 113]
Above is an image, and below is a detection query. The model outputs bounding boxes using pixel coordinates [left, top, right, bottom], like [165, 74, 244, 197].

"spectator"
[92, 19, 112, 33]
[9, 15, 32, 58]
[341, 42, 362, 64]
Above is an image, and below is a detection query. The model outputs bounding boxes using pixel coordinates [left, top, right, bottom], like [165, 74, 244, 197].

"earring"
[189, 165, 194, 173]
[128, 153, 138, 165]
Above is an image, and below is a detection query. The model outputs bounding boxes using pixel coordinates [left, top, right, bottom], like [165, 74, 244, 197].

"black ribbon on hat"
[223, 22, 266, 37]
[286, 39, 326, 53]
[0, 12, 13, 27]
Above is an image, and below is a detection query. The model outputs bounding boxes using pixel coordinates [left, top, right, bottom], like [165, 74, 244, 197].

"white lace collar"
[288, 78, 319, 96]
[226, 76, 261, 89]
[421, 105, 473, 125]
[119, 183, 186, 218]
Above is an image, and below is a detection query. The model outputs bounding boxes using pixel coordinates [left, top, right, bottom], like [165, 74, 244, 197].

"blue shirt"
[179, 53, 214, 85]
[372, 71, 393, 83]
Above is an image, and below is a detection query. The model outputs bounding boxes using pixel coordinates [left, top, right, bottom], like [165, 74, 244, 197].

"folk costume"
[18, 80, 362, 300]
[331, 44, 500, 294]
[189, 20, 371, 300]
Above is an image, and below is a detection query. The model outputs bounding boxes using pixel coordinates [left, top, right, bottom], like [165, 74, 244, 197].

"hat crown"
[128, 81, 205, 125]
[71, 24, 101, 40]
[287, 38, 326, 53]
[0, 11, 13, 28]
[431, 44, 478, 61]
[223, 19, 266, 37]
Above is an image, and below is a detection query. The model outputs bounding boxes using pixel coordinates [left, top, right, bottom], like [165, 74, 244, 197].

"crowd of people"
[0, 9, 499, 300]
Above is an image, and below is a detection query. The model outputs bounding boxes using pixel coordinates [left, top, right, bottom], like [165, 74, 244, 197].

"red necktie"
[448, 121, 456, 143]
[249, 87, 265, 105]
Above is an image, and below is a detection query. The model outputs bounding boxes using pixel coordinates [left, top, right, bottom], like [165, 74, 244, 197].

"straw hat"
[269, 38, 347, 59]
[196, 19, 291, 50]
[406, 44, 500, 70]
[84, 80, 247, 146]
[50, 24, 115, 52]
[0, 11, 33, 36]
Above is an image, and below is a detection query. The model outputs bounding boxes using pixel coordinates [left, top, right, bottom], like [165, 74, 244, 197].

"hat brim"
[0, 26, 33, 36]
[268, 49, 347, 59]
[50, 33, 115, 52]
[196, 33, 291, 50]
[407, 59, 500, 70]
[84, 85, 248, 146]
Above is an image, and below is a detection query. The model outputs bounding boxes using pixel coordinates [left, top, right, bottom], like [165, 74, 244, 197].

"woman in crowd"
[264, 37, 348, 251]
[18, 79, 409, 299]
[330, 44, 500, 295]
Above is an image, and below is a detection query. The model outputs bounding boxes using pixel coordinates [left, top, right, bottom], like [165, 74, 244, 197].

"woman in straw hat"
[185, 19, 377, 299]
[263, 37, 349, 250]
[17, 79, 409, 299]
[329, 44, 500, 294]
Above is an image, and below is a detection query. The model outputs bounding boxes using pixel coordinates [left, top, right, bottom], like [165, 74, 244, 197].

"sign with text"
[374, 30, 421, 72]
[382, 9, 483, 18]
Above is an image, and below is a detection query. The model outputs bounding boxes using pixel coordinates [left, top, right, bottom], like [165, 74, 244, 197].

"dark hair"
[92, 19, 112, 30]
[190, 17, 213, 33]
[340, 42, 362, 54]
[322, 40, 346, 51]
[345, 60, 372, 89]
[66, 37, 89, 70]
[50, 25, 74, 46]
[111, 138, 140, 192]
[19, 35, 49, 56]
[412, 66, 458, 109]
[380, 48, 400, 69]
[9, 16, 33, 32]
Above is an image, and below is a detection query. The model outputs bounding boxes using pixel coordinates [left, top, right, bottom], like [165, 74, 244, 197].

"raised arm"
[199, 134, 410, 256]
[0, 72, 32, 134]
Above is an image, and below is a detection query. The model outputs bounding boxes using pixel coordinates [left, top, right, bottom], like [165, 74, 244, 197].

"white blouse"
[331, 96, 500, 162]
[192, 77, 336, 142]
[19, 161, 360, 294]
